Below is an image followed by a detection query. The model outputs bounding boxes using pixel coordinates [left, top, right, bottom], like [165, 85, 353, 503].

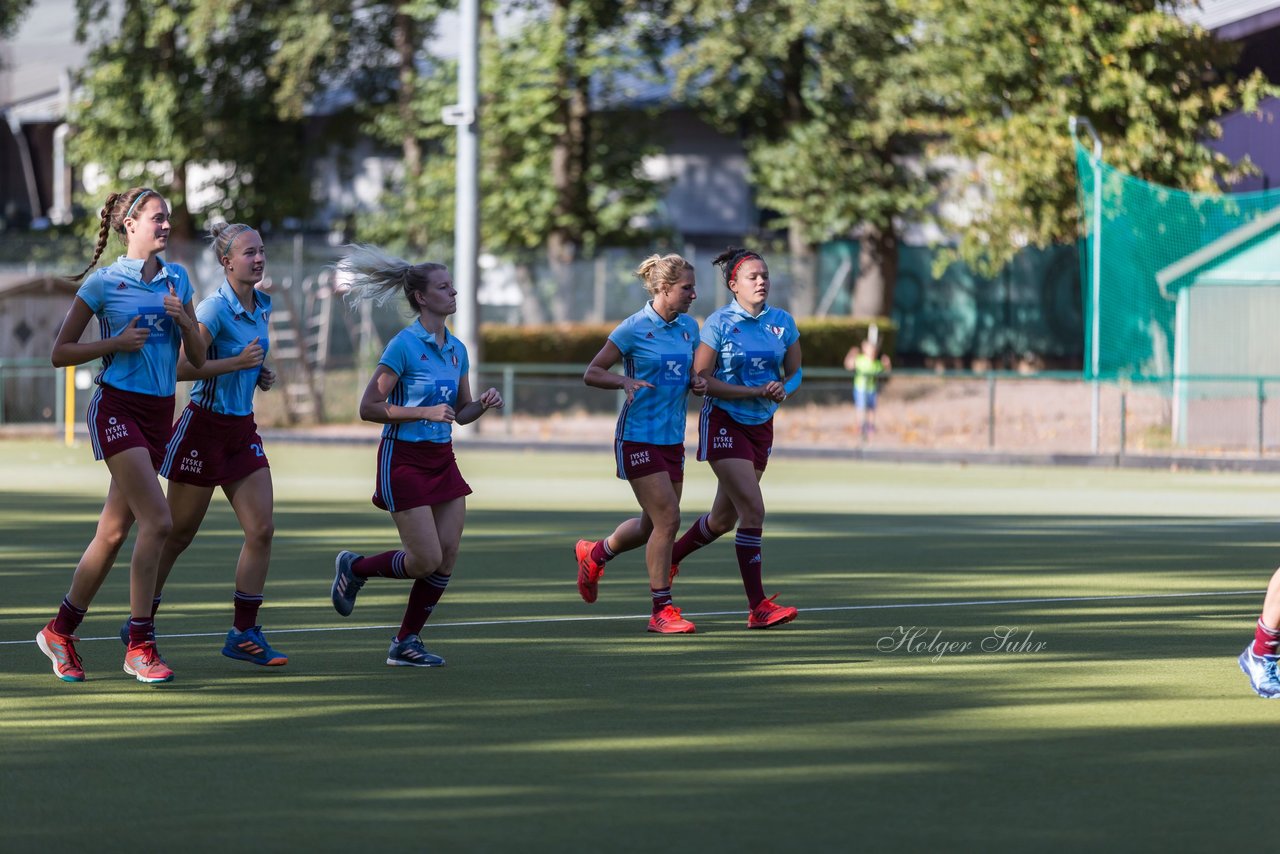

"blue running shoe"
[222, 626, 288, 666]
[1239, 645, 1280, 698]
[386, 634, 445, 668]
[332, 550, 366, 617]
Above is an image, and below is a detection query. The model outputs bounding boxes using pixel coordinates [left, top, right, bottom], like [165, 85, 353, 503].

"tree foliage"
[358, 0, 667, 321]
[68, 0, 379, 242]
[666, 0, 936, 316]
[0, 0, 32, 41]
[920, 0, 1279, 276]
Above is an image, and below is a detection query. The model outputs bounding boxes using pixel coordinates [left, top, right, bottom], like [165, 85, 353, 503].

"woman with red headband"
[668, 247, 801, 629]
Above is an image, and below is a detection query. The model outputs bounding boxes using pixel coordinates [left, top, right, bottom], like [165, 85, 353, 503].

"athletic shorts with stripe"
[697, 404, 774, 472]
[88, 385, 176, 470]
[161, 402, 269, 487]
[372, 438, 472, 512]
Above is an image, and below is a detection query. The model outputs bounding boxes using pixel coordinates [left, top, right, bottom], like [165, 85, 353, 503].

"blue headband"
[124, 190, 154, 221]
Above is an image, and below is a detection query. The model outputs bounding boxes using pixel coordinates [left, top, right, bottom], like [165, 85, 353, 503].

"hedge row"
[480, 316, 895, 368]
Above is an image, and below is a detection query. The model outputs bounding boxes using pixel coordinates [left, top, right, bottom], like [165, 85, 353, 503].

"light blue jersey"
[608, 302, 699, 445]
[378, 321, 469, 444]
[188, 281, 272, 416]
[701, 301, 800, 425]
[75, 256, 196, 396]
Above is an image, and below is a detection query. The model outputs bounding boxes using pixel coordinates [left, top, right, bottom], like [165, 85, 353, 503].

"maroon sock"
[128, 617, 155, 645]
[672, 514, 724, 565]
[355, 550, 409, 579]
[734, 528, 766, 609]
[52, 597, 87, 636]
[397, 572, 451, 640]
[590, 539, 616, 565]
[233, 590, 263, 632]
[651, 586, 673, 614]
[1254, 618, 1280, 657]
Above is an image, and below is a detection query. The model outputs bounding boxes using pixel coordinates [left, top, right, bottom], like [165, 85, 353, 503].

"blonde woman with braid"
[143, 222, 286, 667]
[330, 246, 503, 668]
[573, 253, 705, 633]
[36, 187, 204, 684]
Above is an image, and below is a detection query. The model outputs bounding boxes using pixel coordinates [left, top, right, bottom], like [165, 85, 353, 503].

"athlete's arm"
[693, 342, 772, 400]
[51, 296, 148, 367]
[584, 339, 653, 403]
[165, 284, 206, 369]
[454, 372, 503, 426]
[359, 365, 454, 424]
[177, 327, 265, 381]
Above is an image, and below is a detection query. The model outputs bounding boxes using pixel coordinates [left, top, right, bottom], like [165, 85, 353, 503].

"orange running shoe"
[669, 564, 680, 582]
[647, 604, 696, 634]
[36, 621, 85, 682]
[747, 594, 798, 629]
[575, 539, 605, 603]
[123, 641, 174, 683]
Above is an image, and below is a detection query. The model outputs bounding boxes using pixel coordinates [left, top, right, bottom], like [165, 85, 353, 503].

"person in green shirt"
[844, 336, 890, 440]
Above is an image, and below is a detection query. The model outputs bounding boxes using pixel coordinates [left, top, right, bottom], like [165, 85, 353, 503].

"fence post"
[1258, 378, 1266, 458]
[987, 373, 996, 449]
[1119, 391, 1127, 457]
[502, 365, 514, 435]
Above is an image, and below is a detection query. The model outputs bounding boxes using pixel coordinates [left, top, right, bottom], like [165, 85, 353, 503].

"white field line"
[0, 588, 1264, 646]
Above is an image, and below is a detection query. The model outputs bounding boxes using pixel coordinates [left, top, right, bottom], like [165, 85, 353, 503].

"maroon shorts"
[372, 438, 472, 512]
[615, 441, 685, 483]
[88, 385, 176, 470]
[697, 405, 774, 471]
[160, 403, 269, 487]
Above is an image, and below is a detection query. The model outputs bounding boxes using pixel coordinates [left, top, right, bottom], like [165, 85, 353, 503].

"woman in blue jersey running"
[330, 245, 503, 667]
[148, 221, 287, 667]
[574, 253, 705, 633]
[668, 247, 801, 629]
[37, 187, 205, 684]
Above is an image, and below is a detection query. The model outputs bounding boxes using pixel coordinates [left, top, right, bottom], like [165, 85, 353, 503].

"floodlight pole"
[1071, 116, 1103, 454]
[445, 0, 480, 368]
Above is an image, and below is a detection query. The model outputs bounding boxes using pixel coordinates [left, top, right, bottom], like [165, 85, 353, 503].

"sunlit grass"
[1, 438, 1277, 849]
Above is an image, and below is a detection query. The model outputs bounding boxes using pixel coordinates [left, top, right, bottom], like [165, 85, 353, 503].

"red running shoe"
[647, 604, 696, 634]
[124, 641, 174, 683]
[576, 539, 605, 603]
[36, 621, 85, 682]
[747, 594, 798, 629]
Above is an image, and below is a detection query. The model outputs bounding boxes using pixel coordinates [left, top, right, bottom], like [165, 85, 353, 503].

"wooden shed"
[0, 272, 96, 423]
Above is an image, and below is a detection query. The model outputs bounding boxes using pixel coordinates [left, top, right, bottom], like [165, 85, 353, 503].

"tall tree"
[358, 0, 665, 322]
[0, 0, 32, 41]
[68, 0, 376, 242]
[920, 0, 1278, 276]
[667, 0, 934, 317]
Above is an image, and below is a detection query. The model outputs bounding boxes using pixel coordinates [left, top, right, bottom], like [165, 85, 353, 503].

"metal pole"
[1071, 117, 1103, 454]
[503, 365, 514, 435]
[446, 0, 481, 371]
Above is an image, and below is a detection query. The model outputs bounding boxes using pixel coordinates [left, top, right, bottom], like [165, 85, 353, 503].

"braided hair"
[711, 246, 764, 291]
[70, 187, 159, 283]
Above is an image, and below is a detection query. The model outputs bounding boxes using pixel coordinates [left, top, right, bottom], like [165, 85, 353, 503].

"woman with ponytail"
[37, 187, 205, 684]
[667, 247, 801, 630]
[572, 253, 705, 634]
[330, 245, 503, 668]
[146, 222, 287, 667]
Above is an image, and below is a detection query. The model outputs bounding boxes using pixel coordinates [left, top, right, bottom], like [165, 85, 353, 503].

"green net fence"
[1074, 138, 1280, 383]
